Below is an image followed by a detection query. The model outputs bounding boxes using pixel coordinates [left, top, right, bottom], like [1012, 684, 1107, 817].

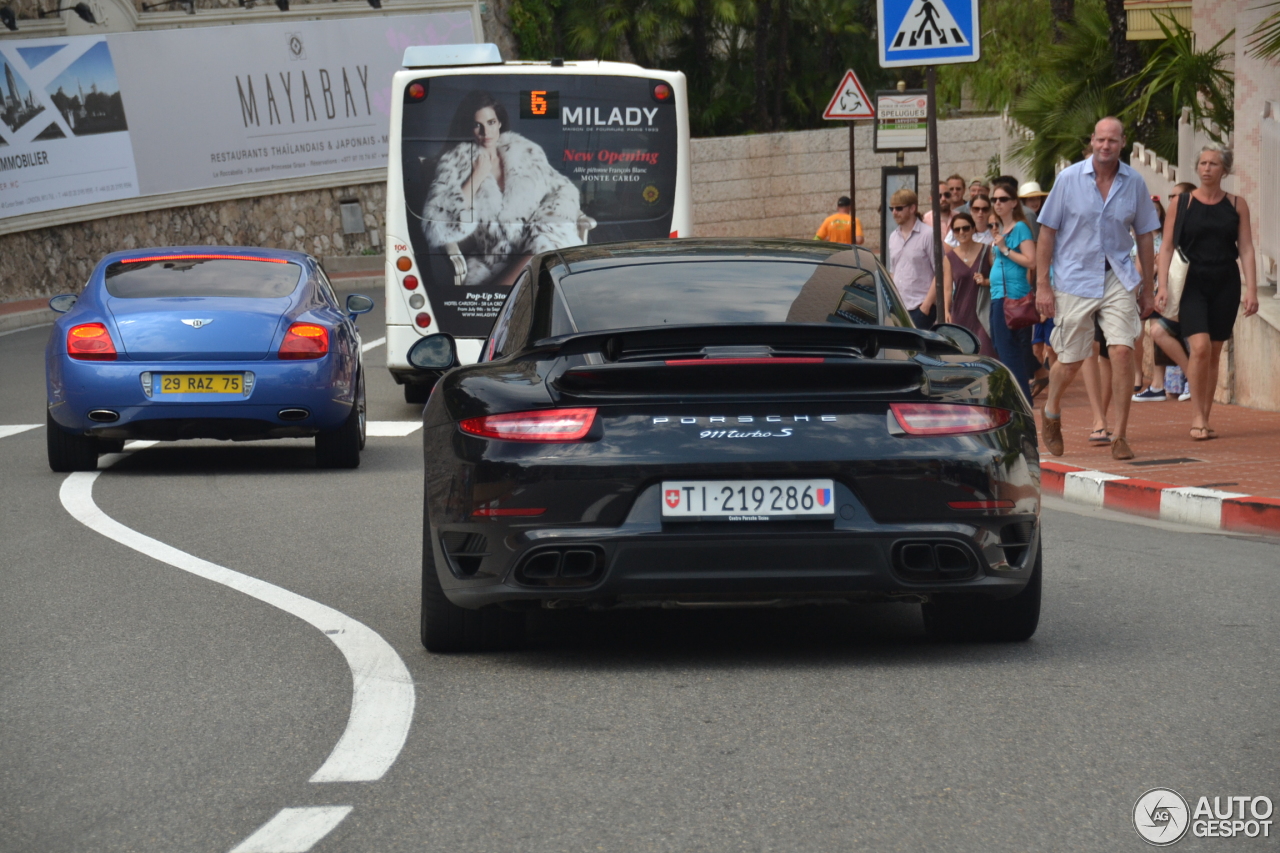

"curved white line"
[59, 470, 415, 783]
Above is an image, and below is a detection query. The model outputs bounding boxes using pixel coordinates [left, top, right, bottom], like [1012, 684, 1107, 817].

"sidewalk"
[1034, 378, 1280, 536]
[0, 297, 55, 335]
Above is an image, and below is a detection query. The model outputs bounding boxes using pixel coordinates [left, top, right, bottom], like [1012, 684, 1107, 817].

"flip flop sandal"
[1088, 428, 1112, 444]
[1030, 377, 1049, 398]
[1190, 427, 1211, 441]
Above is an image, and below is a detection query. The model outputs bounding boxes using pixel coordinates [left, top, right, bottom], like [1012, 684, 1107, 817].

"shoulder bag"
[1163, 192, 1191, 323]
[1000, 229, 1038, 330]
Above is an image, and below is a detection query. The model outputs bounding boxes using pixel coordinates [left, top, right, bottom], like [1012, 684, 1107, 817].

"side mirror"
[407, 333, 457, 371]
[346, 294, 374, 315]
[930, 323, 980, 356]
[48, 294, 78, 314]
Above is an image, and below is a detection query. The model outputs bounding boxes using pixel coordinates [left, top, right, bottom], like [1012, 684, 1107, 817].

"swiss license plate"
[160, 374, 243, 394]
[661, 479, 836, 520]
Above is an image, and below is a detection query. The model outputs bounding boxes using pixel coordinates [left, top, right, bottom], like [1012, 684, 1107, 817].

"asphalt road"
[2, 296, 1277, 852]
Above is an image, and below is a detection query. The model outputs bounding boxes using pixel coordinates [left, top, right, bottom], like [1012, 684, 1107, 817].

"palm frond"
[1246, 0, 1280, 61]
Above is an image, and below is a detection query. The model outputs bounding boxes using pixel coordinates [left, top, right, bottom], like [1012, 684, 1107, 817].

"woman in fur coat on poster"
[423, 90, 591, 288]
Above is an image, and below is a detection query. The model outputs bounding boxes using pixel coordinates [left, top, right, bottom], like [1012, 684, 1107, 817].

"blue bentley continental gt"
[45, 247, 373, 471]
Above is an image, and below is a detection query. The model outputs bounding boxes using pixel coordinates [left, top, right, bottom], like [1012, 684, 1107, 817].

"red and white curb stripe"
[1042, 462, 1280, 535]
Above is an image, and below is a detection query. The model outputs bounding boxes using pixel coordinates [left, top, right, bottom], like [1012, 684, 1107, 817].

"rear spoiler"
[529, 323, 963, 361]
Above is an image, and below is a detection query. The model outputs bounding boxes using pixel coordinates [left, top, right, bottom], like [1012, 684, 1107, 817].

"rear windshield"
[557, 260, 881, 334]
[104, 257, 303, 298]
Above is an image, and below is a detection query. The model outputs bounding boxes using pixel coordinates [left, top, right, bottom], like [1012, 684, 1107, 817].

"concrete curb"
[0, 308, 55, 335]
[1042, 461, 1280, 536]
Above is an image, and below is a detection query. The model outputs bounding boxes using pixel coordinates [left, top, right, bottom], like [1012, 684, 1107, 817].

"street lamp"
[37, 2, 96, 22]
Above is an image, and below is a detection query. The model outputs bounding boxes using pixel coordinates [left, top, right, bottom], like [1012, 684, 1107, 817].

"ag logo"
[1134, 788, 1190, 846]
[181, 318, 213, 329]
[664, 489, 681, 509]
[287, 33, 306, 60]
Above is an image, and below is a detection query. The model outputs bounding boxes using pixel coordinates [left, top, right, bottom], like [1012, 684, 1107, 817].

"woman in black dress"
[1156, 145, 1259, 440]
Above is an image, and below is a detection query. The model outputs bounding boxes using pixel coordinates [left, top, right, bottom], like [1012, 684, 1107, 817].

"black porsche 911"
[409, 239, 1042, 651]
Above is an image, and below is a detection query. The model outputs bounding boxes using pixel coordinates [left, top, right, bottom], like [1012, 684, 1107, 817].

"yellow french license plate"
[160, 374, 243, 394]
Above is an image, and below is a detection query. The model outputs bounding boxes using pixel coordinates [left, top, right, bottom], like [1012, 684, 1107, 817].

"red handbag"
[1003, 291, 1039, 330]
[997, 239, 1038, 329]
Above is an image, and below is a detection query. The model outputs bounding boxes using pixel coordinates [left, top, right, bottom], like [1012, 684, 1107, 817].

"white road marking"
[0, 322, 53, 338]
[228, 806, 353, 853]
[366, 420, 421, 437]
[360, 336, 386, 353]
[0, 424, 40, 439]
[59, 455, 415, 784]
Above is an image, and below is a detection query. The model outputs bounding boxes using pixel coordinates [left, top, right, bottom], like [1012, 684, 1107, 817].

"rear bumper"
[47, 356, 353, 438]
[435, 485, 1040, 609]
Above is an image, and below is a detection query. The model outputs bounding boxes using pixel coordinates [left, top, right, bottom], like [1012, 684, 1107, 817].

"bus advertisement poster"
[399, 75, 678, 336]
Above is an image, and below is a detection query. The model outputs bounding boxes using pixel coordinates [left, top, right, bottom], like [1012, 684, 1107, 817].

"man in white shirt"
[887, 188, 936, 327]
[1035, 117, 1160, 460]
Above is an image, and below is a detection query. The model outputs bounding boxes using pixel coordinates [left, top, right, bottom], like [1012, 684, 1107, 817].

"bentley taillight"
[279, 323, 329, 360]
[67, 323, 117, 361]
[890, 403, 1011, 436]
[459, 408, 597, 442]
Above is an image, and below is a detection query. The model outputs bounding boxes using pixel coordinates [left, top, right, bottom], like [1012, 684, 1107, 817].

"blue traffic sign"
[878, 0, 980, 67]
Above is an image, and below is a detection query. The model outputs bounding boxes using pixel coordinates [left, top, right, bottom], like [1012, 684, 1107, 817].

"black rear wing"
[528, 323, 962, 362]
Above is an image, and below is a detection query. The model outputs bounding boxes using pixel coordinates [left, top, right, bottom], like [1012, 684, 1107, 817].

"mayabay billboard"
[0, 11, 474, 221]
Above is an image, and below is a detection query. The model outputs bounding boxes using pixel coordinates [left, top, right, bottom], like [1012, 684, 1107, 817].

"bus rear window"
[104, 258, 303, 298]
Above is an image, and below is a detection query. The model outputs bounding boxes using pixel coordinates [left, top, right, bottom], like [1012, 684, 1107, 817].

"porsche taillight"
[67, 323, 117, 361]
[459, 408, 597, 442]
[279, 323, 329, 360]
[890, 403, 1011, 436]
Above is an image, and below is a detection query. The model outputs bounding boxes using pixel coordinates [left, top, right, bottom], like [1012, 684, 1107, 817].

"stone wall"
[0, 117, 1002, 303]
[690, 116, 1004, 254]
[0, 182, 384, 302]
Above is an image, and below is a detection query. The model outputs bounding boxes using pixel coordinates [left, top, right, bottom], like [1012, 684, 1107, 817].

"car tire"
[315, 371, 364, 469]
[921, 542, 1042, 642]
[403, 382, 431, 405]
[420, 518, 524, 653]
[46, 411, 100, 472]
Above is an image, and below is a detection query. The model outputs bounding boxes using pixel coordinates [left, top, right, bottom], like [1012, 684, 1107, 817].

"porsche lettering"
[653, 415, 837, 425]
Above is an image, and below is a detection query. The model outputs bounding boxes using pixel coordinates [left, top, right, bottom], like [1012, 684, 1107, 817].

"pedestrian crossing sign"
[878, 0, 980, 68]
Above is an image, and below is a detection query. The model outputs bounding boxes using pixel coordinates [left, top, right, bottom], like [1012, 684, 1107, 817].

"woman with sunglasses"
[943, 211, 996, 357]
[946, 194, 993, 247]
[987, 189, 1037, 399]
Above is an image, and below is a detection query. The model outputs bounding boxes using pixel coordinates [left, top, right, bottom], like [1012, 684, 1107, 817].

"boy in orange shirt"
[815, 196, 864, 245]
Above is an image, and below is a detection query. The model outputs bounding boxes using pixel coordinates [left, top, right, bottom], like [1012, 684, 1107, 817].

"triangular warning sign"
[823, 69, 875, 120]
[889, 0, 969, 49]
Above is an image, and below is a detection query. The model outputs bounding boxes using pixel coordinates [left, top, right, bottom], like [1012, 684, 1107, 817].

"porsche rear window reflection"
[104, 259, 303, 298]
[559, 260, 880, 332]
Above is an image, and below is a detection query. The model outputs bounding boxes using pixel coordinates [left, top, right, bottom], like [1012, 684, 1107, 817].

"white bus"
[384, 44, 693, 402]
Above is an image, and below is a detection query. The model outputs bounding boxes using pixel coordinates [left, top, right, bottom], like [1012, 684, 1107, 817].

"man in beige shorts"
[1034, 117, 1160, 459]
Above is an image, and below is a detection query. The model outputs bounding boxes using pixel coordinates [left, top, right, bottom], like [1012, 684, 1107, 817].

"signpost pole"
[926, 66, 943, 328]
[849, 121, 857, 233]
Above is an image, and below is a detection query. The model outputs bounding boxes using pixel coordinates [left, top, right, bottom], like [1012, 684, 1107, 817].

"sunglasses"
[952, 225, 972, 233]
[992, 195, 1014, 202]
[970, 205, 990, 212]
[889, 205, 909, 212]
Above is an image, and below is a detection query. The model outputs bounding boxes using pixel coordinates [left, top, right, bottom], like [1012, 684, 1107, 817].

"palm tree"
[1247, 0, 1280, 61]
[1009, 3, 1121, 180]
[1119, 14, 1233, 157]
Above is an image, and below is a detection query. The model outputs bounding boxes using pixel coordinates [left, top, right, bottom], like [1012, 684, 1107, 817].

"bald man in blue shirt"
[1034, 117, 1160, 461]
